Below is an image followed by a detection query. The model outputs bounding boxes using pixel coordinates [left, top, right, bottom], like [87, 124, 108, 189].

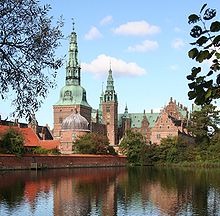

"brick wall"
[0, 154, 127, 170]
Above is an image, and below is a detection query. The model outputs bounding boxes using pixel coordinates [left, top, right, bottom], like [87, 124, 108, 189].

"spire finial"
[72, 18, 75, 31]
[110, 60, 111, 70]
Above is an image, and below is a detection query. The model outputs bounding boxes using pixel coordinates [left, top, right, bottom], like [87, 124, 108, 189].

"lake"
[0, 166, 220, 216]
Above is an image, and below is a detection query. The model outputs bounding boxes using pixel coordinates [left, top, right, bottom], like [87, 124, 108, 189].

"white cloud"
[81, 54, 146, 77]
[113, 20, 160, 36]
[170, 64, 178, 71]
[84, 26, 102, 40]
[127, 40, 159, 52]
[100, 15, 113, 26]
[172, 38, 185, 49]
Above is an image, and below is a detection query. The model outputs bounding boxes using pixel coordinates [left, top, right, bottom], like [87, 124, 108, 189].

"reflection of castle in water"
[1, 168, 220, 215]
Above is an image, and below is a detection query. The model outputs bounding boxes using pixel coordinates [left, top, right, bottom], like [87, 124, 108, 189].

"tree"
[187, 104, 220, 145]
[0, 0, 63, 119]
[75, 133, 116, 155]
[119, 130, 146, 165]
[187, 4, 220, 105]
[0, 128, 25, 156]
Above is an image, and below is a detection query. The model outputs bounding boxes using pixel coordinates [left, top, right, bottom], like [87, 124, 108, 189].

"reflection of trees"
[0, 180, 25, 208]
[0, 167, 220, 215]
[116, 167, 220, 215]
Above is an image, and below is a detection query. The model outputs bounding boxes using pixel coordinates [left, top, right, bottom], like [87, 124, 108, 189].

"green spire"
[123, 104, 129, 118]
[104, 67, 117, 102]
[106, 68, 114, 91]
[66, 20, 81, 86]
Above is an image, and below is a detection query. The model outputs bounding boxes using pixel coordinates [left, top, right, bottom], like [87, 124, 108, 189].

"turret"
[102, 67, 118, 145]
[66, 21, 81, 86]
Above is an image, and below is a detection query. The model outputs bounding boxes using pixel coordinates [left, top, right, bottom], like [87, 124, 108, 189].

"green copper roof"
[55, 85, 91, 107]
[123, 104, 129, 118]
[55, 25, 91, 108]
[65, 27, 81, 86]
[104, 68, 117, 102]
[118, 112, 159, 128]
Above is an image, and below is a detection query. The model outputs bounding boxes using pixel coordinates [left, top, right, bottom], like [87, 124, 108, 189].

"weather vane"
[72, 18, 75, 31]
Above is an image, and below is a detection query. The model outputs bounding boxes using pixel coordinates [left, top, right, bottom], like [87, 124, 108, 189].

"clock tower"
[53, 23, 91, 139]
[102, 68, 118, 145]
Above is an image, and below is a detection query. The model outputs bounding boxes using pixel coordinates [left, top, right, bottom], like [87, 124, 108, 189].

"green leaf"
[213, 35, 220, 46]
[188, 82, 196, 89]
[210, 21, 220, 32]
[215, 52, 220, 59]
[186, 75, 195, 81]
[207, 70, 213, 76]
[205, 89, 212, 99]
[195, 51, 211, 63]
[188, 91, 196, 100]
[188, 14, 200, 24]
[196, 76, 205, 83]
[200, 4, 207, 13]
[204, 8, 216, 20]
[188, 48, 199, 59]
[191, 66, 201, 77]
[196, 36, 208, 46]
[217, 75, 220, 85]
[190, 26, 203, 38]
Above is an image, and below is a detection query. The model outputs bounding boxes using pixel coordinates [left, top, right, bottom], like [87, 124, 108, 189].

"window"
[157, 134, 161, 139]
[106, 106, 110, 112]
[59, 117, 63, 123]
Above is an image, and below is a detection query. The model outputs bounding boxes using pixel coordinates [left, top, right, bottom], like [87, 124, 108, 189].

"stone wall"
[0, 154, 127, 170]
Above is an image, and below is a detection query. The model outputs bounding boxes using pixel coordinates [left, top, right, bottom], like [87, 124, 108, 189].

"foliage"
[187, 104, 220, 145]
[119, 130, 146, 165]
[0, 0, 64, 119]
[75, 133, 117, 155]
[30, 146, 60, 154]
[0, 128, 25, 156]
[32, 146, 49, 154]
[187, 4, 220, 105]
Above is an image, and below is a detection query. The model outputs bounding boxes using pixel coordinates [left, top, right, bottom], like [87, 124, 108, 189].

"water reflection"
[0, 167, 220, 215]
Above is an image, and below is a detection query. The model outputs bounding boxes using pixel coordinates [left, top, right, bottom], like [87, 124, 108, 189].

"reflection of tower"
[102, 68, 118, 145]
[53, 23, 91, 139]
[53, 176, 91, 216]
[101, 181, 117, 216]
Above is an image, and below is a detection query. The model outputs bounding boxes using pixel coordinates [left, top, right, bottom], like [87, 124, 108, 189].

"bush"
[0, 128, 25, 156]
[75, 133, 117, 155]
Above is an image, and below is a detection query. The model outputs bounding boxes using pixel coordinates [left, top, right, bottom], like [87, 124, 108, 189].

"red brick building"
[52, 26, 191, 149]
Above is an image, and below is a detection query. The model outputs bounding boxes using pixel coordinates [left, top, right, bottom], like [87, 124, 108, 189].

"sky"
[1, 0, 220, 128]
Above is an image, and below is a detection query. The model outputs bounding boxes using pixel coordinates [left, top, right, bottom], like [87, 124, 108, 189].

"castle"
[52, 26, 191, 153]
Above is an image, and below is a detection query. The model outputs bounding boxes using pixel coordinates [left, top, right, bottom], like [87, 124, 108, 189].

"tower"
[53, 23, 91, 139]
[121, 104, 131, 136]
[102, 68, 118, 145]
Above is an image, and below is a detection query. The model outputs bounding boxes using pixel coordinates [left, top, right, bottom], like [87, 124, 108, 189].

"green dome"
[55, 85, 91, 108]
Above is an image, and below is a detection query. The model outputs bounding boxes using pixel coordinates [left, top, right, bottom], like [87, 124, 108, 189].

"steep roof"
[39, 140, 60, 150]
[118, 112, 159, 128]
[0, 125, 60, 149]
[0, 125, 39, 147]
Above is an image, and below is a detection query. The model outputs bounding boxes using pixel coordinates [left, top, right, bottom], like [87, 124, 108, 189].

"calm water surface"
[0, 166, 220, 216]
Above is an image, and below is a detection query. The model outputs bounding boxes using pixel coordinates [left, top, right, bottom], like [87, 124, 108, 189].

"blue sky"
[1, 0, 220, 128]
